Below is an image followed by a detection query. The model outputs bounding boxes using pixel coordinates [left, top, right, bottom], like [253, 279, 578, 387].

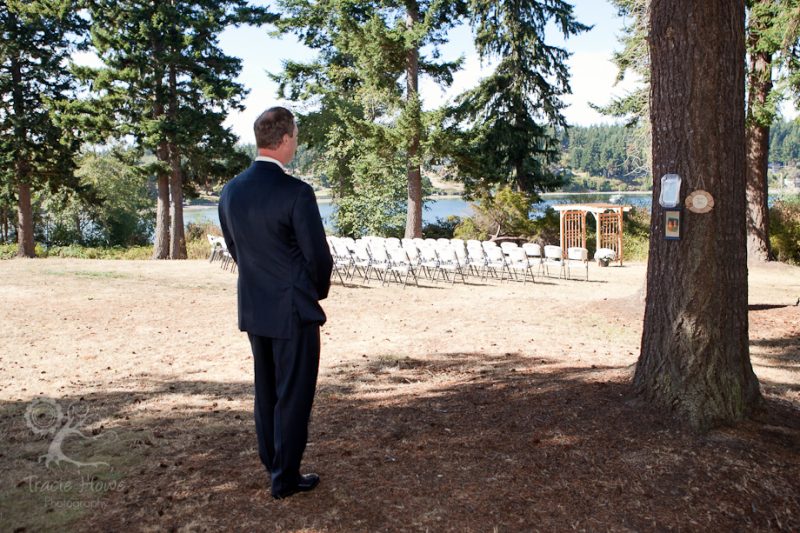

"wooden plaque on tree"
[685, 190, 714, 213]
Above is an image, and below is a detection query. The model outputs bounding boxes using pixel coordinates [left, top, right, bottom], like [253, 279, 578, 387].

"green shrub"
[115, 246, 153, 260]
[454, 187, 538, 240]
[770, 196, 800, 265]
[529, 207, 561, 245]
[0, 243, 17, 259]
[186, 222, 222, 260]
[453, 216, 488, 240]
[186, 221, 221, 241]
[423, 216, 461, 239]
[622, 207, 651, 261]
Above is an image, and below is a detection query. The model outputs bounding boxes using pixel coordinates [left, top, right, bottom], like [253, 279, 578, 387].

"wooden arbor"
[552, 203, 632, 265]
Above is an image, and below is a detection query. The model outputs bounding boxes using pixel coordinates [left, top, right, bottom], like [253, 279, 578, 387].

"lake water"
[184, 192, 655, 231]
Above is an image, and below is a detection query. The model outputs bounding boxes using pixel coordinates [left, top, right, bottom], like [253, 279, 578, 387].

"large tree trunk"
[16, 182, 35, 257]
[404, 1, 423, 239]
[168, 144, 187, 259]
[745, 39, 773, 262]
[152, 141, 171, 260]
[634, 0, 760, 429]
[10, 49, 34, 258]
[167, 64, 187, 259]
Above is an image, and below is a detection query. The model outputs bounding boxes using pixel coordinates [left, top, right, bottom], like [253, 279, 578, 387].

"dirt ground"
[0, 258, 798, 532]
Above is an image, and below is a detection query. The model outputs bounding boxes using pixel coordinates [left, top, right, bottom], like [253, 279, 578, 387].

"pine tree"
[274, 0, 408, 236]
[592, 0, 651, 180]
[636, 0, 761, 428]
[744, 0, 800, 262]
[81, 0, 271, 258]
[602, 0, 800, 259]
[441, 0, 589, 199]
[0, 0, 86, 257]
[275, 0, 465, 237]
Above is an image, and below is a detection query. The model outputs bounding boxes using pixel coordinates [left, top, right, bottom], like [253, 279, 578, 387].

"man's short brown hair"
[254, 107, 295, 149]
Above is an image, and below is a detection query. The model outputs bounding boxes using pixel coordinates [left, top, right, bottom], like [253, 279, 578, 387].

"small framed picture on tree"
[664, 210, 681, 240]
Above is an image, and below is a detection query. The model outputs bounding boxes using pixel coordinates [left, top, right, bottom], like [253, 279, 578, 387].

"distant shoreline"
[185, 190, 655, 210]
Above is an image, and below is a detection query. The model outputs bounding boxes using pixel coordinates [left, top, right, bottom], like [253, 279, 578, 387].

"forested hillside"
[561, 119, 799, 191]
[769, 120, 800, 164]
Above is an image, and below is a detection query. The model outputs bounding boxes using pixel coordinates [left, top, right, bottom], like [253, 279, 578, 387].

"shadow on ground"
[2, 352, 799, 532]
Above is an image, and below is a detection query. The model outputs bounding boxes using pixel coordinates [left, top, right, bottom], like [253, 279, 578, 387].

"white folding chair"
[484, 246, 511, 281]
[543, 245, 565, 279]
[352, 242, 373, 283]
[566, 247, 589, 281]
[507, 247, 535, 284]
[418, 246, 441, 281]
[436, 246, 467, 284]
[207, 235, 224, 263]
[386, 246, 419, 288]
[367, 240, 391, 283]
[385, 237, 401, 249]
[466, 245, 486, 278]
[522, 243, 544, 276]
[329, 237, 354, 284]
[500, 242, 519, 256]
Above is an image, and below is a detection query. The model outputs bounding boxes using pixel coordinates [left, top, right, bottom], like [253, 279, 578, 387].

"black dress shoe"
[272, 473, 320, 500]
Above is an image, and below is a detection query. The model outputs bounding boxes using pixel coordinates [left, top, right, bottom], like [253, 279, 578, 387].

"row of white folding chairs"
[328, 236, 515, 285]
[327, 235, 590, 285]
[327, 236, 461, 286]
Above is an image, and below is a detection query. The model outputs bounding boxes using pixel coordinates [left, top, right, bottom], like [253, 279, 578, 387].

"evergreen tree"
[275, 0, 464, 237]
[0, 0, 86, 257]
[591, 0, 651, 180]
[601, 0, 800, 260]
[770, 119, 800, 163]
[80, 0, 271, 258]
[745, 0, 800, 261]
[441, 0, 589, 199]
[637, 0, 760, 428]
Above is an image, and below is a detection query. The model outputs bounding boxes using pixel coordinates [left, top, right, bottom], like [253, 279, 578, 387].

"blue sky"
[219, 1, 640, 142]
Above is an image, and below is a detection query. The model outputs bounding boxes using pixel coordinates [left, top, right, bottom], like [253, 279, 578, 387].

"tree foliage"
[43, 148, 154, 247]
[80, 0, 271, 258]
[439, 0, 589, 199]
[769, 119, 800, 162]
[562, 124, 648, 183]
[274, 0, 463, 237]
[0, 0, 87, 256]
[591, 0, 651, 179]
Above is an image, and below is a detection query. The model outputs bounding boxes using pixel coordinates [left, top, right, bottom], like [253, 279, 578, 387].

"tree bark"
[404, 1, 423, 239]
[168, 143, 187, 259]
[11, 50, 34, 258]
[167, 63, 187, 259]
[634, 0, 760, 429]
[152, 141, 171, 260]
[16, 182, 35, 257]
[745, 44, 772, 262]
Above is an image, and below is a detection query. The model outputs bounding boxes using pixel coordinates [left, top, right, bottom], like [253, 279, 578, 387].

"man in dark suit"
[218, 107, 333, 500]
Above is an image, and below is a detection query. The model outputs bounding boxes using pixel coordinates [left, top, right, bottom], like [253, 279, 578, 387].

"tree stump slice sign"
[685, 190, 714, 213]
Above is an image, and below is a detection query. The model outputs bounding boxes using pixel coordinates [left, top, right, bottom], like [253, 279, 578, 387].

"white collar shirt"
[254, 156, 285, 172]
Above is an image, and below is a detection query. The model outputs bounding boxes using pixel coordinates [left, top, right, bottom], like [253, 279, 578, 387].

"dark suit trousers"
[248, 318, 320, 495]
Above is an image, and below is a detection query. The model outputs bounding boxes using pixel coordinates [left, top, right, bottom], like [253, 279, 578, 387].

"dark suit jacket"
[218, 160, 333, 339]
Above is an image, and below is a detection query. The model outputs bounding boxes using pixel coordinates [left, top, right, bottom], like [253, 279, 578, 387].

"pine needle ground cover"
[0, 259, 798, 531]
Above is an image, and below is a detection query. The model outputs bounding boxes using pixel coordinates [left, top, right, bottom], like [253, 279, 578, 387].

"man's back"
[219, 160, 332, 339]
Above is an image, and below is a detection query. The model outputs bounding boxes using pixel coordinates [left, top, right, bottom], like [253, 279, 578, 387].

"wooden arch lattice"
[561, 210, 586, 251]
[598, 212, 622, 259]
[553, 203, 631, 265]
